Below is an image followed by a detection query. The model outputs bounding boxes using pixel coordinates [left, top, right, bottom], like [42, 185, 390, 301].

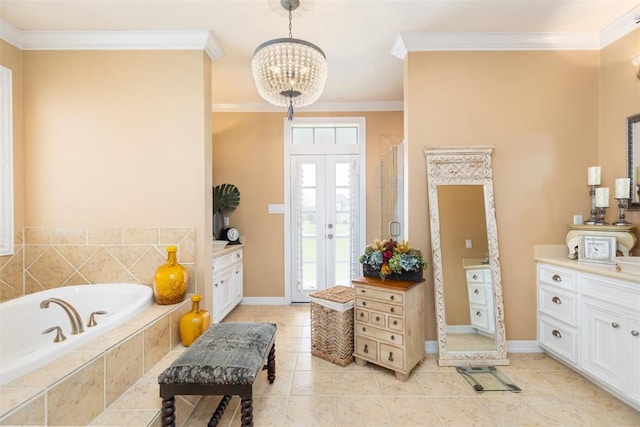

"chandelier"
[252, 0, 328, 120]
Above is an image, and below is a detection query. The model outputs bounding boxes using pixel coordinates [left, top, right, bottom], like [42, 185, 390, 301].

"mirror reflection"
[380, 137, 405, 239]
[627, 114, 640, 209]
[439, 185, 496, 352]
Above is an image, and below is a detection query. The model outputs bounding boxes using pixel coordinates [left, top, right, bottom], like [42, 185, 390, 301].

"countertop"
[212, 243, 243, 257]
[462, 258, 490, 270]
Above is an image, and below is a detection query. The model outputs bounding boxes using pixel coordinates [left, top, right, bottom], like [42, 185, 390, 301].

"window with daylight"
[0, 66, 14, 256]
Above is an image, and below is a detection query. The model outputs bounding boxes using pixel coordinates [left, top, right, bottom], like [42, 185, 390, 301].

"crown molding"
[212, 100, 404, 113]
[0, 19, 22, 48]
[0, 21, 224, 60]
[600, 5, 640, 48]
[392, 32, 600, 59]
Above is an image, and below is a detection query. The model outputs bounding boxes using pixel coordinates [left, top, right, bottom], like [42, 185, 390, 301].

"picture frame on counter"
[578, 235, 617, 265]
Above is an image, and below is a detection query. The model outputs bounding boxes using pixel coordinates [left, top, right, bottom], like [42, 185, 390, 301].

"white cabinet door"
[581, 299, 625, 390]
[629, 315, 640, 404]
[233, 262, 243, 305]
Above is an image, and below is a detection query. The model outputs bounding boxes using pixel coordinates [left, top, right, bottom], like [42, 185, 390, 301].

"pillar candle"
[587, 166, 601, 186]
[595, 187, 609, 207]
[615, 178, 630, 198]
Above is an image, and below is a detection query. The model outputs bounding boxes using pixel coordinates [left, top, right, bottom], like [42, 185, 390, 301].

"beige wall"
[406, 50, 601, 340]
[19, 49, 213, 305]
[212, 111, 403, 298]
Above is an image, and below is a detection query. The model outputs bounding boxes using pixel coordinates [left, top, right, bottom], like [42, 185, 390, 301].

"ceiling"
[1, 0, 639, 111]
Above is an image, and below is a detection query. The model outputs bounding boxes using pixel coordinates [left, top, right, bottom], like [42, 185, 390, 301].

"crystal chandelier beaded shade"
[252, 0, 327, 119]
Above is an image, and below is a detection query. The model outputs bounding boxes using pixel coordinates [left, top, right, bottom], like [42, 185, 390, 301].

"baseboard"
[241, 297, 288, 305]
[424, 340, 543, 354]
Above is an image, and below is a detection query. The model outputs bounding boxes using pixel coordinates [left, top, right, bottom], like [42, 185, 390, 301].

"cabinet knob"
[390, 308, 395, 313]
[472, 274, 478, 280]
[552, 274, 562, 282]
[393, 320, 398, 326]
[360, 312, 364, 317]
[476, 311, 481, 317]
[362, 327, 366, 332]
[375, 316, 380, 321]
[611, 322, 620, 329]
[390, 295, 395, 300]
[552, 329, 562, 338]
[388, 352, 394, 362]
[632, 330, 639, 337]
[551, 296, 562, 304]
[363, 344, 369, 353]
[214, 283, 218, 287]
[390, 335, 395, 340]
[474, 289, 479, 294]
[362, 301, 367, 306]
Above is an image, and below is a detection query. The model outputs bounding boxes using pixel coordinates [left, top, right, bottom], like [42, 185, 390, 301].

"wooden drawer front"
[468, 284, 487, 305]
[537, 264, 577, 291]
[470, 304, 491, 330]
[388, 316, 403, 332]
[358, 324, 404, 346]
[538, 316, 578, 365]
[356, 286, 403, 304]
[356, 309, 370, 324]
[356, 298, 404, 316]
[466, 270, 486, 284]
[355, 336, 378, 360]
[539, 286, 578, 327]
[370, 312, 386, 328]
[380, 344, 404, 370]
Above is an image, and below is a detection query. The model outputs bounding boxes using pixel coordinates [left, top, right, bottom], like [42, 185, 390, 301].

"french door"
[290, 155, 360, 302]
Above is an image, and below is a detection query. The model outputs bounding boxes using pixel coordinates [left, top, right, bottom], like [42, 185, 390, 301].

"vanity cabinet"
[212, 247, 243, 323]
[352, 277, 425, 381]
[465, 267, 495, 334]
[536, 261, 640, 410]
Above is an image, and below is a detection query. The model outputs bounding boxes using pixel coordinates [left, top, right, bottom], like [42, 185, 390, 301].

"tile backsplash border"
[0, 226, 196, 303]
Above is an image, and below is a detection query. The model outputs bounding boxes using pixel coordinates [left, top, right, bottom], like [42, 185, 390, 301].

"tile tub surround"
[0, 299, 191, 426]
[0, 226, 196, 303]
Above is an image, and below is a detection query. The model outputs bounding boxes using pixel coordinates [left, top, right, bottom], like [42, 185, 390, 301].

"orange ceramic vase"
[179, 294, 211, 346]
[153, 245, 187, 305]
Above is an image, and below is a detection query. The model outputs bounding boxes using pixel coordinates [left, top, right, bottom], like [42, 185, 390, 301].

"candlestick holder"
[584, 185, 599, 225]
[614, 198, 631, 226]
[595, 206, 609, 225]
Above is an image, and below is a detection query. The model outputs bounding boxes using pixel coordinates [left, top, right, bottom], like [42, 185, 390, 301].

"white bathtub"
[0, 283, 153, 386]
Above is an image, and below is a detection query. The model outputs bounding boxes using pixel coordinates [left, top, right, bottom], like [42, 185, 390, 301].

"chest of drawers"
[352, 277, 425, 381]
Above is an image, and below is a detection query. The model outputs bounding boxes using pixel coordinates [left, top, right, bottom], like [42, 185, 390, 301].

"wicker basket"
[309, 286, 355, 367]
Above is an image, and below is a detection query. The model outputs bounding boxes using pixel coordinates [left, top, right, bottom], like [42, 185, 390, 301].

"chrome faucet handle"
[42, 326, 66, 343]
[87, 310, 108, 327]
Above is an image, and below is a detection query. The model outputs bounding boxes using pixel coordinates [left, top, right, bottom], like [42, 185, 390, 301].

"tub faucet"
[39, 298, 85, 334]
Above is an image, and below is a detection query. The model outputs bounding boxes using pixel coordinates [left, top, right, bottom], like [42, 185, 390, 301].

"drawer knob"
[375, 316, 380, 321]
[474, 289, 479, 294]
[552, 274, 562, 282]
[476, 311, 481, 317]
[388, 352, 394, 362]
[390, 308, 395, 313]
[611, 322, 620, 329]
[360, 312, 364, 317]
[632, 330, 639, 337]
[362, 301, 367, 306]
[391, 335, 395, 340]
[551, 296, 562, 304]
[362, 327, 366, 332]
[552, 329, 562, 338]
[363, 344, 369, 353]
[472, 274, 478, 280]
[390, 295, 395, 300]
[393, 320, 398, 326]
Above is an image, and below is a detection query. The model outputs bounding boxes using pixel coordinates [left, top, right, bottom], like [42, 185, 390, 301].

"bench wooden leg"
[240, 396, 253, 426]
[267, 344, 276, 384]
[161, 397, 176, 427]
[207, 395, 231, 427]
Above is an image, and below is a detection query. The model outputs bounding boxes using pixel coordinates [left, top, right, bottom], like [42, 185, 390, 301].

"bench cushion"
[158, 322, 276, 386]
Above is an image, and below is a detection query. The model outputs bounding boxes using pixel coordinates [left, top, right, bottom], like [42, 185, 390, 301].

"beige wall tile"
[106, 332, 144, 407]
[0, 248, 23, 291]
[0, 282, 21, 303]
[24, 244, 47, 268]
[124, 228, 159, 244]
[143, 316, 170, 373]
[79, 247, 126, 283]
[23, 273, 45, 295]
[48, 358, 105, 426]
[88, 228, 123, 245]
[27, 248, 75, 289]
[159, 227, 192, 246]
[56, 245, 99, 269]
[106, 245, 149, 269]
[0, 392, 45, 426]
[63, 272, 91, 286]
[14, 229, 23, 246]
[129, 247, 165, 286]
[52, 227, 87, 244]
[24, 228, 51, 245]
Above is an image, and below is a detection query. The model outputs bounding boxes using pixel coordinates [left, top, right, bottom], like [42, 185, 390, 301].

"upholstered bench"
[158, 322, 276, 427]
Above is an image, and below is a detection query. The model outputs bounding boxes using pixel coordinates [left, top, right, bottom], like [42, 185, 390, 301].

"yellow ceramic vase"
[153, 245, 187, 305]
[179, 295, 211, 346]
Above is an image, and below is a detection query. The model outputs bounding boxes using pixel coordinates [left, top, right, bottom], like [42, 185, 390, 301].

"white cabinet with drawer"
[536, 261, 640, 410]
[352, 276, 425, 381]
[465, 268, 495, 334]
[212, 246, 243, 323]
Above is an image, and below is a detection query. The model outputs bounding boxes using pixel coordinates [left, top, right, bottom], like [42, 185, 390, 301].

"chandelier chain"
[288, 6, 293, 38]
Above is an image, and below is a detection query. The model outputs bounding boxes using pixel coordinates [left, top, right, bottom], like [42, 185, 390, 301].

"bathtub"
[0, 283, 153, 386]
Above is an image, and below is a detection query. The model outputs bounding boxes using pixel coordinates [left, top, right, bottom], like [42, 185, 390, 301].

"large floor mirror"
[424, 146, 509, 366]
[380, 136, 405, 240]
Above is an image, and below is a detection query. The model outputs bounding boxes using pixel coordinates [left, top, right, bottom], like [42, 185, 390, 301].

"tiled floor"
[179, 304, 640, 427]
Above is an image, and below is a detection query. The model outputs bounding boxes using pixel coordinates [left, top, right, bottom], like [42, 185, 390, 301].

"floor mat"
[456, 366, 522, 393]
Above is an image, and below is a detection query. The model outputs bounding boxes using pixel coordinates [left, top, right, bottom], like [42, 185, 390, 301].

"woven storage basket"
[309, 285, 355, 367]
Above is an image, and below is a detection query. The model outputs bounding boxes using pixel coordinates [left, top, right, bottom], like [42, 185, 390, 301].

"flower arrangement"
[359, 239, 428, 280]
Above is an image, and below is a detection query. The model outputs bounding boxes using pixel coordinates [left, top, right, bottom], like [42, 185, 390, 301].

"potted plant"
[359, 239, 427, 281]
[212, 183, 240, 239]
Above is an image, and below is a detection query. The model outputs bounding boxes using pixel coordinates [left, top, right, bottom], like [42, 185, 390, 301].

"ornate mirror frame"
[424, 146, 509, 366]
[626, 113, 640, 210]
